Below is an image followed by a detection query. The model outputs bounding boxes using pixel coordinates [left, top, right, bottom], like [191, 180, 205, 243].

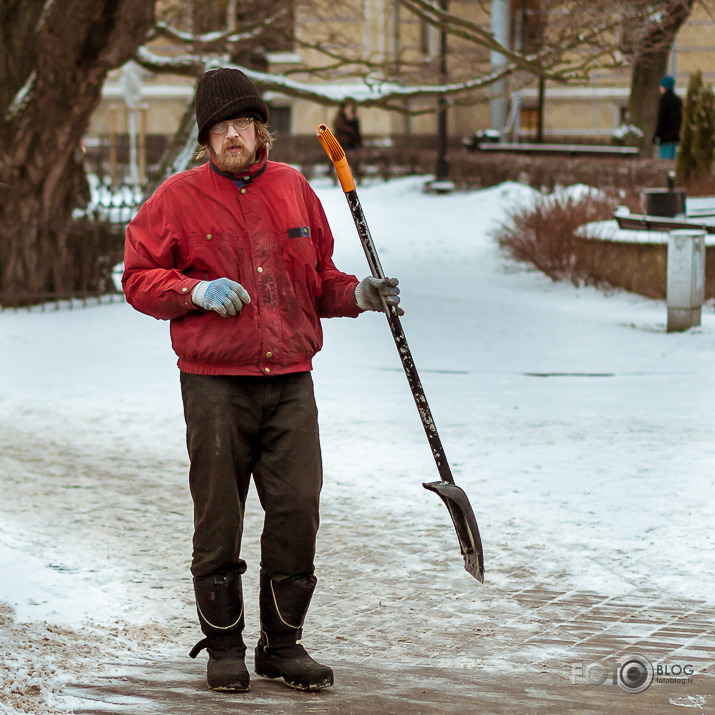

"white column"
[120, 61, 143, 187]
[490, 0, 511, 133]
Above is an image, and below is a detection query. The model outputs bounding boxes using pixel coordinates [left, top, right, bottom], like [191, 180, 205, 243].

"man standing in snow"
[122, 67, 401, 693]
[653, 75, 682, 160]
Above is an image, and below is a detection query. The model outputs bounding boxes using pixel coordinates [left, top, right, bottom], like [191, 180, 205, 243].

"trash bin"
[667, 229, 706, 332]
[644, 188, 686, 217]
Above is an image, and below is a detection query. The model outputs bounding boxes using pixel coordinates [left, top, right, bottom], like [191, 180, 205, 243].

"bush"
[676, 70, 715, 185]
[494, 188, 640, 285]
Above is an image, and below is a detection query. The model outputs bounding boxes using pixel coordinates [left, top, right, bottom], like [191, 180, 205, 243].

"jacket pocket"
[184, 231, 242, 281]
[277, 230, 317, 276]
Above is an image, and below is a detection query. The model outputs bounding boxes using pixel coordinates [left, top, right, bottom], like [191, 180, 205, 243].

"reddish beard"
[212, 138, 256, 173]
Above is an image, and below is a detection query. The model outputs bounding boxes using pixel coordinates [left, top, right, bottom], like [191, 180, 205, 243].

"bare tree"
[0, 0, 154, 303]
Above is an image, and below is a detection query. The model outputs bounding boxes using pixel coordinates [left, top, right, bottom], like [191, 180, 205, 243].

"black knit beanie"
[195, 68, 269, 144]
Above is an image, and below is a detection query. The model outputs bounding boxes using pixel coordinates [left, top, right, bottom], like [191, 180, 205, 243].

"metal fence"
[1, 178, 143, 311]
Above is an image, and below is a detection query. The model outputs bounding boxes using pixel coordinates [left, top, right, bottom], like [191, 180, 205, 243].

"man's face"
[208, 117, 258, 173]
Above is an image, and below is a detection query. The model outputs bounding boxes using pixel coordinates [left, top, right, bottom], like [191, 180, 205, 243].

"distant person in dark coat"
[334, 102, 362, 150]
[654, 75, 682, 160]
[333, 102, 363, 181]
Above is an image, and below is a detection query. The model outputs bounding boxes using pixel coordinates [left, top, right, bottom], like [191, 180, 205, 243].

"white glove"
[355, 276, 404, 316]
[192, 278, 251, 317]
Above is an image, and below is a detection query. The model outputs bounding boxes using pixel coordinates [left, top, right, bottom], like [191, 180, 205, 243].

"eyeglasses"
[210, 117, 254, 135]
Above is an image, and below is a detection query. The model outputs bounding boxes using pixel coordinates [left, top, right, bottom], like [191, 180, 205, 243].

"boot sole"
[255, 667, 333, 691]
[210, 684, 250, 692]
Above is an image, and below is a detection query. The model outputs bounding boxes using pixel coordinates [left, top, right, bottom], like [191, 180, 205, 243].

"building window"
[520, 106, 539, 139]
[268, 105, 292, 136]
[192, 0, 229, 35]
[420, 18, 437, 58]
[189, 0, 295, 54]
[511, 0, 543, 54]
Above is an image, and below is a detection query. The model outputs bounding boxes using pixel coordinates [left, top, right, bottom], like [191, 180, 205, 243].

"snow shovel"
[316, 124, 484, 583]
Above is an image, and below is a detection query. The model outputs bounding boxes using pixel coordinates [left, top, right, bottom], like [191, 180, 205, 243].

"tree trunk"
[627, 0, 696, 159]
[0, 0, 154, 305]
[628, 59, 669, 159]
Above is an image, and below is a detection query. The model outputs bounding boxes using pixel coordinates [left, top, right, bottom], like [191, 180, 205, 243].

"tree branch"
[135, 45, 561, 111]
[148, 8, 290, 47]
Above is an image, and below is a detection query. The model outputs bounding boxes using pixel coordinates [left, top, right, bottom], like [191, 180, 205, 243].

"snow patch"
[6, 71, 36, 120]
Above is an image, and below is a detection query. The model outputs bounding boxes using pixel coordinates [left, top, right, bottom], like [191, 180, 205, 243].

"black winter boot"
[189, 572, 250, 692]
[254, 572, 334, 691]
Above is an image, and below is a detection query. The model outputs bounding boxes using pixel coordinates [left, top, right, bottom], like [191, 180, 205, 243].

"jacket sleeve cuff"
[172, 278, 202, 312]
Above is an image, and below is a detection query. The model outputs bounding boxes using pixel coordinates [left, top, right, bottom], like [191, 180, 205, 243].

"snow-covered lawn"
[1, 177, 713, 713]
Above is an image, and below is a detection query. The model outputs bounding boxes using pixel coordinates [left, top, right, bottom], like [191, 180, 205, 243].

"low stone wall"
[575, 235, 715, 299]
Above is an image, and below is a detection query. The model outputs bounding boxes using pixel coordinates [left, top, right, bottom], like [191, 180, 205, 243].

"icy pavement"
[1, 178, 714, 713]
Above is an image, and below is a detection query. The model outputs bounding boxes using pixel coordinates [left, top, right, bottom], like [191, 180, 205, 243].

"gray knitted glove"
[355, 276, 404, 315]
[192, 278, 251, 317]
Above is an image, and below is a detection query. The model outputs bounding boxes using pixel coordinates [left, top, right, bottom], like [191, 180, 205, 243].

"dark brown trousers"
[180, 371, 323, 581]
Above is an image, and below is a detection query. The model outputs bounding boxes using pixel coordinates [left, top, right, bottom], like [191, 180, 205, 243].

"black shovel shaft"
[345, 190, 454, 485]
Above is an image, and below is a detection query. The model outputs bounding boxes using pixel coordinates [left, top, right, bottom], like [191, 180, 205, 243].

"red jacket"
[123, 153, 361, 376]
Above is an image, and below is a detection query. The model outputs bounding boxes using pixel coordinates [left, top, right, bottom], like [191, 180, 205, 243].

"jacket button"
[266, 351, 273, 359]
[206, 234, 212, 241]
[264, 367, 271, 373]
[181, 286, 189, 293]
[257, 266, 264, 273]
[240, 188, 247, 195]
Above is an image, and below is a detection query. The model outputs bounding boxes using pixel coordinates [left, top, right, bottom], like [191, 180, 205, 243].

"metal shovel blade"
[423, 481, 485, 583]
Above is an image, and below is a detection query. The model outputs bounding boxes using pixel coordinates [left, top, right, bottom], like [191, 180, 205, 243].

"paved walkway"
[60, 586, 714, 714]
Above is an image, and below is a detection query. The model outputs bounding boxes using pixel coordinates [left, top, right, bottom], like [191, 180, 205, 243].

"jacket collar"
[209, 148, 268, 188]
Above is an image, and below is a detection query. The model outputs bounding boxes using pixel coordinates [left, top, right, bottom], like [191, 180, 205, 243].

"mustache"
[222, 139, 245, 152]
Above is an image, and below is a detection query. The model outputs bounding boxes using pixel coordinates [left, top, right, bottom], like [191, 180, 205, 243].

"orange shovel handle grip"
[316, 124, 356, 193]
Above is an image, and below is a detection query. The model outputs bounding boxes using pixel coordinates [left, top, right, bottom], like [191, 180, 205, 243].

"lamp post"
[427, 0, 454, 193]
[436, 0, 449, 181]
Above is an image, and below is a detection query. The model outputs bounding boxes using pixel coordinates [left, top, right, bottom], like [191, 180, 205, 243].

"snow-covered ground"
[1, 177, 714, 714]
